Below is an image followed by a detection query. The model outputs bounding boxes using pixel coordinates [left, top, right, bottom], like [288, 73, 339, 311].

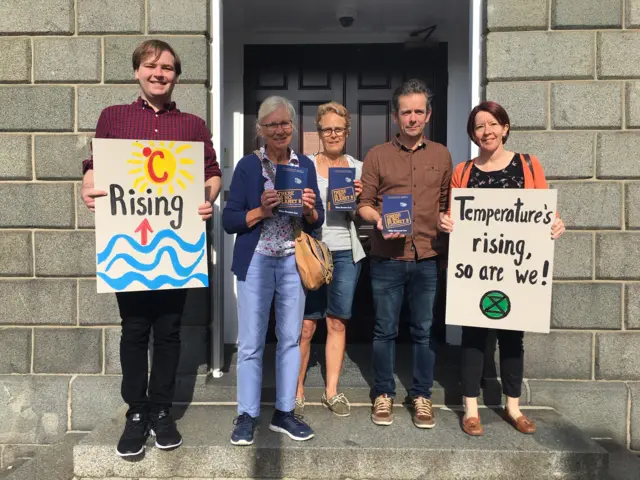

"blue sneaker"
[231, 413, 257, 446]
[269, 409, 314, 441]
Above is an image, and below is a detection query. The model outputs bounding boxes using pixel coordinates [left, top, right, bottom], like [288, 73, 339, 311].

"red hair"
[467, 101, 511, 146]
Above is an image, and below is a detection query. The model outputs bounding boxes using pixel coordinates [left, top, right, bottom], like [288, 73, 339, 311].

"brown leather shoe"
[371, 394, 393, 426]
[412, 396, 435, 429]
[462, 415, 484, 436]
[503, 409, 536, 434]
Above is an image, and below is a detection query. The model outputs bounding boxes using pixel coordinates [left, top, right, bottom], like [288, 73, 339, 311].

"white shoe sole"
[413, 421, 436, 429]
[230, 437, 254, 446]
[269, 424, 315, 441]
[371, 416, 394, 426]
[115, 445, 144, 457]
[149, 429, 183, 450]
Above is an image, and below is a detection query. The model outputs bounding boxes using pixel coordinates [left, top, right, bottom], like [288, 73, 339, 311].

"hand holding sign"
[198, 201, 213, 221]
[551, 217, 565, 239]
[437, 212, 454, 233]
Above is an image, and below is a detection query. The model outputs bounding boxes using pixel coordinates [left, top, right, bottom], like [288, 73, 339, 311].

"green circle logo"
[480, 290, 511, 320]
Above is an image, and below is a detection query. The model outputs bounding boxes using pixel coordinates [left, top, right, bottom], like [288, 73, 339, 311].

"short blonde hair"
[315, 102, 351, 134]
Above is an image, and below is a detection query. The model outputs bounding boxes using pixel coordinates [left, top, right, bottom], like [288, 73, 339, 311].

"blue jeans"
[370, 257, 438, 399]
[236, 253, 306, 417]
[304, 250, 362, 320]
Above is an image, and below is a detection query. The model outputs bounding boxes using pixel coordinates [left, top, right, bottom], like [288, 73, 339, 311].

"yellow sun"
[127, 141, 195, 195]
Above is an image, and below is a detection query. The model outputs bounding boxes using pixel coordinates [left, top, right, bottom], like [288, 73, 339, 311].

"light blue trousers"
[236, 252, 306, 417]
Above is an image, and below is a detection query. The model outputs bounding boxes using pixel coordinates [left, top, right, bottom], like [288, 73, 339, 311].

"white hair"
[256, 96, 297, 134]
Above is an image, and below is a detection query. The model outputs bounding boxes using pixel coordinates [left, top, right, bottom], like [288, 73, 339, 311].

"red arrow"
[134, 218, 154, 246]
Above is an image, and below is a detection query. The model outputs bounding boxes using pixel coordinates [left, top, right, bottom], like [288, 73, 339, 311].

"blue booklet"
[328, 167, 356, 211]
[382, 194, 413, 234]
[275, 164, 308, 217]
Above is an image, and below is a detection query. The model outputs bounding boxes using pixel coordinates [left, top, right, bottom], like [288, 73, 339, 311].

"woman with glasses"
[294, 102, 365, 418]
[223, 96, 324, 445]
[438, 101, 565, 436]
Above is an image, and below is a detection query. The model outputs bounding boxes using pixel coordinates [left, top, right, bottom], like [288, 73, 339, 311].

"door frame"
[209, 0, 225, 376]
[210, 0, 485, 359]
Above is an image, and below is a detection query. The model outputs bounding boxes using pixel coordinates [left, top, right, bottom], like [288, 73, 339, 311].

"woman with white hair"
[223, 96, 324, 446]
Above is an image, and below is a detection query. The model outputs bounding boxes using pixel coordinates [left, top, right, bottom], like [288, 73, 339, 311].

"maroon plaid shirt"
[82, 97, 221, 180]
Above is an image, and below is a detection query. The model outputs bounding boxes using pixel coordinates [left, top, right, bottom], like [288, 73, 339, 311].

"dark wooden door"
[244, 43, 448, 343]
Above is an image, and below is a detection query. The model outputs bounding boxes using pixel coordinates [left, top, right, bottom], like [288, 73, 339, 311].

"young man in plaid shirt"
[81, 40, 222, 458]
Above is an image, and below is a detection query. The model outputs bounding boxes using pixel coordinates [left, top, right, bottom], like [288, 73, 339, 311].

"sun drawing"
[127, 141, 195, 195]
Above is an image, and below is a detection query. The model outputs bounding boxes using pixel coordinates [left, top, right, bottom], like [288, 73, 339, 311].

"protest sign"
[445, 188, 557, 333]
[92, 139, 208, 293]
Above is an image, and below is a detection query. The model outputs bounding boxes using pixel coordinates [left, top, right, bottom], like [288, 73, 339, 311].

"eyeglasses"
[260, 121, 293, 134]
[319, 127, 347, 137]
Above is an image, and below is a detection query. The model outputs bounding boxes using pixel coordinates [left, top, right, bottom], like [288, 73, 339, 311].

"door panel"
[244, 44, 448, 344]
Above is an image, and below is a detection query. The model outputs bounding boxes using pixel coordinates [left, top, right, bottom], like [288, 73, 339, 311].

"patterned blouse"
[467, 153, 525, 189]
[255, 147, 302, 257]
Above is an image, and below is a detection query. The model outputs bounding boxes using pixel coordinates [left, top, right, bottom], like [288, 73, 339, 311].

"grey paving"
[73, 405, 607, 479]
[214, 344, 503, 407]
[2, 432, 86, 480]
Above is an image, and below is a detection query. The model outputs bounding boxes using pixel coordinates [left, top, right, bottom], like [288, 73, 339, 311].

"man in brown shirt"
[358, 78, 452, 429]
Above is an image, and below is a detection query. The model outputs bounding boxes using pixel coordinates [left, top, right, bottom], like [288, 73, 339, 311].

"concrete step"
[73, 405, 608, 479]
[196, 343, 506, 406]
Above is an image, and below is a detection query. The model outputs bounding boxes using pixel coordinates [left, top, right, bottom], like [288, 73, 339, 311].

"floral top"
[255, 147, 302, 257]
[467, 153, 524, 189]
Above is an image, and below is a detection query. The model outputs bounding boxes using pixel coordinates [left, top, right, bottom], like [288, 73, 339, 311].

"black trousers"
[461, 326, 524, 398]
[116, 289, 187, 416]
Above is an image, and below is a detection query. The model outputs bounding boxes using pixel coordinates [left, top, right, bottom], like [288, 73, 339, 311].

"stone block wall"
[486, 0, 639, 452]
[0, 0, 211, 469]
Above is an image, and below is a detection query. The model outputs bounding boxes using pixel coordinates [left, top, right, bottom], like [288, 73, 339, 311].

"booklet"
[382, 194, 413, 234]
[274, 164, 308, 217]
[328, 167, 356, 211]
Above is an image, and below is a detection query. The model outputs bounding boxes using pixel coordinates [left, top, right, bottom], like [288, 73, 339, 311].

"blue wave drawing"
[97, 230, 205, 264]
[97, 272, 208, 290]
[105, 247, 205, 277]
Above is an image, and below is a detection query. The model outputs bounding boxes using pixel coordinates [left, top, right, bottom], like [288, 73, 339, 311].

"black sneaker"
[116, 412, 149, 457]
[150, 409, 183, 450]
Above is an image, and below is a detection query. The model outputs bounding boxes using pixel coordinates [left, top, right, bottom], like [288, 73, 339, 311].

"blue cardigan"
[222, 152, 324, 281]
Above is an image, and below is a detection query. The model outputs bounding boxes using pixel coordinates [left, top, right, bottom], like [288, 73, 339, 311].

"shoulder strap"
[461, 159, 473, 179]
[522, 153, 535, 181]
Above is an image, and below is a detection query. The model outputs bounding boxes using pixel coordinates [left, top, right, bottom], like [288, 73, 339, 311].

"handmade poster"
[445, 188, 557, 333]
[275, 164, 307, 217]
[382, 194, 413, 234]
[92, 139, 208, 293]
[328, 167, 356, 211]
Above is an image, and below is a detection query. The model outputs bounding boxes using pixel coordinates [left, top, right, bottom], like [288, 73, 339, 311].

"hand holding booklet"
[328, 167, 356, 211]
[275, 164, 308, 217]
[382, 194, 413, 234]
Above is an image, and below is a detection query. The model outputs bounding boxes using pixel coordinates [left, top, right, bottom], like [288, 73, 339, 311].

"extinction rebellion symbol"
[480, 290, 511, 320]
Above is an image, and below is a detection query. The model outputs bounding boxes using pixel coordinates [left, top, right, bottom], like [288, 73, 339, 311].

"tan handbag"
[294, 226, 334, 291]
[253, 149, 334, 290]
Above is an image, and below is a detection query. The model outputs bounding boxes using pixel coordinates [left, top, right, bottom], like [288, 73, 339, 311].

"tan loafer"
[503, 409, 536, 434]
[462, 415, 484, 436]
